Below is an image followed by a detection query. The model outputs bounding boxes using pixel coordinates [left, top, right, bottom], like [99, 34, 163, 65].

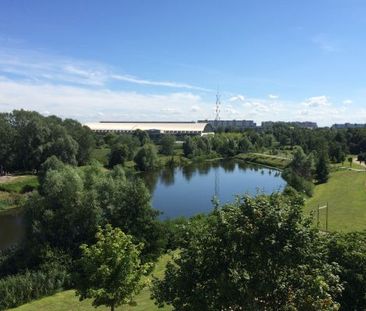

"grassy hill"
[305, 168, 366, 232]
[11, 253, 174, 311]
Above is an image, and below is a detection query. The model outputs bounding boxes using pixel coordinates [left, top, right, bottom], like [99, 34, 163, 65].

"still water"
[0, 160, 286, 250]
[142, 160, 286, 219]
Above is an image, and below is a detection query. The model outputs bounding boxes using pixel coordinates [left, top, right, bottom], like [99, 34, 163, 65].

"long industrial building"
[85, 121, 214, 136]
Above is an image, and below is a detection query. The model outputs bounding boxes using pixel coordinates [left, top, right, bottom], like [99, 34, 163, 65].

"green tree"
[153, 194, 342, 310]
[326, 231, 366, 311]
[160, 135, 176, 156]
[75, 225, 150, 311]
[108, 143, 129, 168]
[316, 152, 330, 183]
[134, 144, 159, 171]
[348, 156, 353, 167]
[183, 136, 197, 157]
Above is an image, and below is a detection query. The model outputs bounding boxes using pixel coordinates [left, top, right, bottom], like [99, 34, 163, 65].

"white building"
[85, 121, 214, 136]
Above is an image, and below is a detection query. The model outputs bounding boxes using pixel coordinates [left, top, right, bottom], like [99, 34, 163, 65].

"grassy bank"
[0, 176, 38, 211]
[305, 169, 366, 232]
[235, 153, 291, 170]
[11, 253, 174, 311]
[0, 176, 38, 193]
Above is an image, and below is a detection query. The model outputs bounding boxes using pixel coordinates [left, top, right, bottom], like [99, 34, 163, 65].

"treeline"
[0, 159, 184, 309]
[0, 110, 95, 173]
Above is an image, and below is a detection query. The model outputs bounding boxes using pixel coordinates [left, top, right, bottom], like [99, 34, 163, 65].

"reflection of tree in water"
[221, 160, 236, 172]
[237, 161, 249, 172]
[197, 162, 211, 175]
[160, 166, 175, 186]
[274, 171, 281, 178]
[182, 164, 195, 181]
[142, 171, 159, 193]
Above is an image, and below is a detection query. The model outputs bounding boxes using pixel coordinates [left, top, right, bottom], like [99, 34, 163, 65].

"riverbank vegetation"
[1, 111, 366, 309]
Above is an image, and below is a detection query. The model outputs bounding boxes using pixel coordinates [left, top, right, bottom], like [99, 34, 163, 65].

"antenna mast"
[215, 89, 221, 126]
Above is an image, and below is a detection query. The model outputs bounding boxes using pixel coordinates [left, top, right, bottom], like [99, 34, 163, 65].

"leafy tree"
[237, 136, 253, 153]
[348, 157, 353, 167]
[98, 177, 163, 261]
[153, 194, 342, 310]
[289, 146, 313, 180]
[316, 152, 330, 183]
[134, 144, 159, 171]
[75, 225, 150, 311]
[133, 129, 150, 146]
[23, 165, 103, 256]
[183, 136, 197, 157]
[326, 231, 366, 311]
[63, 118, 95, 165]
[160, 135, 176, 156]
[108, 143, 129, 168]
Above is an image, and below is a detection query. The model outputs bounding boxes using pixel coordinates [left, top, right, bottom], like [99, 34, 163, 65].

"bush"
[0, 262, 70, 310]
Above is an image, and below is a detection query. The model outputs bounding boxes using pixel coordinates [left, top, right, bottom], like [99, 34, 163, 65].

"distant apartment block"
[198, 119, 257, 129]
[261, 121, 318, 129]
[332, 123, 366, 129]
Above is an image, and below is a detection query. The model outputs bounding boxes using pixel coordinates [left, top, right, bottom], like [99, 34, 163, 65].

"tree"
[316, 152, 330, 183]
[152, 194, 342, 310]
[160, 135, 176, 156]
[326, 231, 366, 311]
[108, 143, 129, 168]
[183, 136, 197, 158]
[134, 144, 159, 171]
[348, 157, 353, 167]
[75, 225, 150, 311]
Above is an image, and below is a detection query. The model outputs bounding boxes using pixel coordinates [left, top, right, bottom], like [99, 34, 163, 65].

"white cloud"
[0, 78, 213, 121]
[268, 94, 279, 99]
[302, 95, 331, 108]
[343, 99, 352, 105]
[0, 49, 211, 91]
[228, 95, 245, 102]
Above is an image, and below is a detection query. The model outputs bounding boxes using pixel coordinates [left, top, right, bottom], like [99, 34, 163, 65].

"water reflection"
[141, 160, 286, 219]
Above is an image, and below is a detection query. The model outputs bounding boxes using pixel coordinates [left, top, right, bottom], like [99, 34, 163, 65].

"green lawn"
[0, 175, 38, 193]
[305, 169, 366, 232]
[11, 253, 174, 311]
[235, 153, 291, 169]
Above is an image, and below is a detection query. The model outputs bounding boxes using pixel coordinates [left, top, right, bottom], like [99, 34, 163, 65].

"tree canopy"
[152, 193, 342, 310]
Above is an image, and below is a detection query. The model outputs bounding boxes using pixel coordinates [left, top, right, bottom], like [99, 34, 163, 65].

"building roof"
[84, 122, 212, 133]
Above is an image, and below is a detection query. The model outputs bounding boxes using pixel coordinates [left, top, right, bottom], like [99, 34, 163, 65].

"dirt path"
[0, 176, 23, 184]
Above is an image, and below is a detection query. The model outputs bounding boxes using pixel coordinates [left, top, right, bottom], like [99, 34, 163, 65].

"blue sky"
[0, 0, 365, 125]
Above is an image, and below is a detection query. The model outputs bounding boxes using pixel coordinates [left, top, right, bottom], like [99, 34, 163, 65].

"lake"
[142, 159, 286, 219]
[0, 160, 286, 250]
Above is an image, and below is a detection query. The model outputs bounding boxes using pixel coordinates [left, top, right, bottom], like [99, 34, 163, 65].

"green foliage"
[108, 143, 129, 168]
[0, 110, 95, 172]
[0, 176, 39, 193]
[316, 152, 330, 183]
[159, 135, 176, 156]
[134, 144, 159, 171]
[326, 231, 366, 310]
[23, 163, 163, 262]
[0, 261, 70, 310]
[74, 225, 151, 311]
[152, 194, 342, 310]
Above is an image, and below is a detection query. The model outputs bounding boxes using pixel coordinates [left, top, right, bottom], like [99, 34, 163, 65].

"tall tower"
[215, 90, 221, 127]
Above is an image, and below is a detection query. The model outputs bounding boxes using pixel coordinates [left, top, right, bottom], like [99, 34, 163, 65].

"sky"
[0, 0, 366, 126]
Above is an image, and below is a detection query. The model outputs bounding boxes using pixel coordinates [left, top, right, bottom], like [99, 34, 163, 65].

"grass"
[305, 169, 366, 232]
[0, 175, 39, 193]
[235, 152, 291, 169]
[11, 253, 174, 311]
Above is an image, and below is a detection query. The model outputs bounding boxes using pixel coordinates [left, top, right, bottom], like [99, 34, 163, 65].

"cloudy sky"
[1, 0, 366, 126]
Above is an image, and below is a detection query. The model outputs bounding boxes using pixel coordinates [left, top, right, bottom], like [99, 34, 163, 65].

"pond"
[0, 160, 286, 250]
[142, 159, 286, 219]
